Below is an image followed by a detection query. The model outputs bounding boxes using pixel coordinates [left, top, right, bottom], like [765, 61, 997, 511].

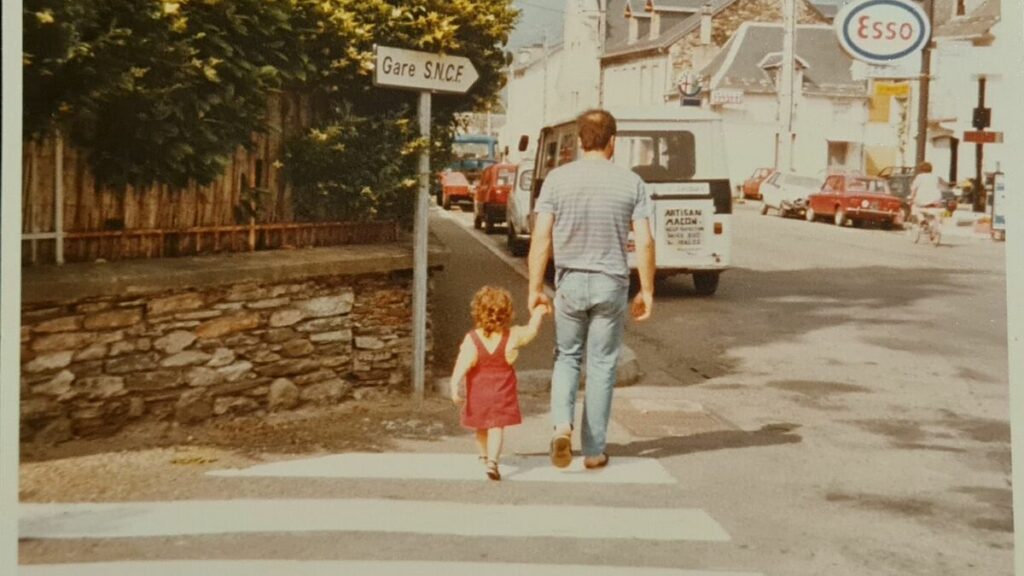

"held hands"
[631, 291, 653, 321]
[528, 290, 552, 316]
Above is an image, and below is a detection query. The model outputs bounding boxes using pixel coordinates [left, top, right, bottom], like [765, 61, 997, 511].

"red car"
[806, 174, 903, 228]
[742, 167, 775, 200]
[473, 162, 516, 233]
[438, 170, 472, 210]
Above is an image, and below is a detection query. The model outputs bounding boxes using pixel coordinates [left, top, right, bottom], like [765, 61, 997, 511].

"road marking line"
[207, 452, 676, 484]
[19, 560, 763, 576]
[20, 499, 730, 542]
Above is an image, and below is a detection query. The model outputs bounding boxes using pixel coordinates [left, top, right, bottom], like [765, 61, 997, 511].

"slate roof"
[934, 0, 1001, 39]
[603, 0, 740, 60]
[700, 23, 867, 97]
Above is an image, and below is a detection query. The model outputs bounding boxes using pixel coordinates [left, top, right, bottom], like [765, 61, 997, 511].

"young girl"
[450, 286, 547, 481]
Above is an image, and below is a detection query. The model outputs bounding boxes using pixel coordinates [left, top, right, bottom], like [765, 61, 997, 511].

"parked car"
[506, 158, 534, 256]
[806, 174, 903, 228]
[741, 167, 775, 200]
[438, 170, 472, 210]
[473, 162, 517, 234]
[759, 171, 821, 218]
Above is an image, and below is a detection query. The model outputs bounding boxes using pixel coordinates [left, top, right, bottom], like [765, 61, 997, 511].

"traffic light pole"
[973, 76, 987, 213]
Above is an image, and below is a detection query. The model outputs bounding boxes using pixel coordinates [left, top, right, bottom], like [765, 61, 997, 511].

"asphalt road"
[20, 200, 1011, 576]
[432, 199, 1012, 575]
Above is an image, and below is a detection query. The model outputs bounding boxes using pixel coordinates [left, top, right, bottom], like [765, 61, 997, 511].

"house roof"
[700, 23, 866, 97]
[934, 0, 1001, 40]
[603, 0, 740, 60]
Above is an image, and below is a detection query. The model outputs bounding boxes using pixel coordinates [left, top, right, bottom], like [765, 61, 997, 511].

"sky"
[506, 0, 566, 51]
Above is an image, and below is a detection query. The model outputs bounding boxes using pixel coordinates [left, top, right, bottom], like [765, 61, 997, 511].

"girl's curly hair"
[471, 286, 514, 336]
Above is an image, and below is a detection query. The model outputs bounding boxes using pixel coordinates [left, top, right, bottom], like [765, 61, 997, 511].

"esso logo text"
[834, 0, 931, 65]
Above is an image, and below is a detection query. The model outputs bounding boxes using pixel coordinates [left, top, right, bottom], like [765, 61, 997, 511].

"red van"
[473, 163, 516, 233]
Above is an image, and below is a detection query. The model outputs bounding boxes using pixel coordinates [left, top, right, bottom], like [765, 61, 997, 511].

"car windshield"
[496, 169, 515, 186]
[614, 131, 697, 182]
[847, 178, 889, 194]
[452, 142, 493, 160]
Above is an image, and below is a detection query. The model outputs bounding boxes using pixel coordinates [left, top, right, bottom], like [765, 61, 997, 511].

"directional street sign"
[374, 46, 479, 94]
[372, 45, 481, 398]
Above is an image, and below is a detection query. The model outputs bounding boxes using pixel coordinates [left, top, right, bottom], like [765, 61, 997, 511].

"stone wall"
[20, 245, 446, 443]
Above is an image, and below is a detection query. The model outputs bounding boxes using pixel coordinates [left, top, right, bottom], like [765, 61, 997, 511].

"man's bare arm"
[631, 217, 655, 320]
[527, 213, 555, 311]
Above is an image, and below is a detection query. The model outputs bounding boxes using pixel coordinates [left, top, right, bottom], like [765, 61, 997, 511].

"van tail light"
[714, 222, 723, 235]
[627, 239, 635, 252]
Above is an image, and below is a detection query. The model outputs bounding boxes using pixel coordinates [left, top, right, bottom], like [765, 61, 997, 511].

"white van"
[505, 158, 534, 257]
[759, 171, 821, 218]
[518, 107, 732, 295]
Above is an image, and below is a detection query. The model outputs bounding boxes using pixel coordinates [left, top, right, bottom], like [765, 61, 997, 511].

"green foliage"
[284, 110, 420, 226]
[23, 0, 518, 224]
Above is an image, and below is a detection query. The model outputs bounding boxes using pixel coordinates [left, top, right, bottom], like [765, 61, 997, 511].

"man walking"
[527, 109, 656, 470]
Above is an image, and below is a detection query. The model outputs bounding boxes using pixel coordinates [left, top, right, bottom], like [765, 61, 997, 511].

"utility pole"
[914, 0, 935, 167]
[542, 29, 549, 124]
[777, 0, 796, 172]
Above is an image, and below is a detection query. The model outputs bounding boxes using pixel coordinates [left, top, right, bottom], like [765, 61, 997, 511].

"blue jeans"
[551, 269, 629, 457]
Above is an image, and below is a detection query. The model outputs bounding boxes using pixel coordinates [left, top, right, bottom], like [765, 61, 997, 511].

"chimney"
[628, 14, 639, 44]
[651, 11, 661, 40]
[700, 2, 713, 45]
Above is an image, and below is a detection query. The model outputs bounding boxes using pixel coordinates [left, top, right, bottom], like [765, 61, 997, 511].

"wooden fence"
[19, 93, 397, 265]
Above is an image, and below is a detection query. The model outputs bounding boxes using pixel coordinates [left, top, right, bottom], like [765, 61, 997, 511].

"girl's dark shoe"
[485, 459, 501, 481]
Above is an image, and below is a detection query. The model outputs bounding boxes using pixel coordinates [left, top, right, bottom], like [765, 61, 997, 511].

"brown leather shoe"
[549, 434, 573, 468]
[583, 453, 609, 469]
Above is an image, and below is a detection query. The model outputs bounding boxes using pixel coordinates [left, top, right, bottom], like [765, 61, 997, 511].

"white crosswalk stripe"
[20, 452, 763, 575]
[19, 560, 763, 576]
[21, 498, 730, 542]
[208, 452, 677, 484]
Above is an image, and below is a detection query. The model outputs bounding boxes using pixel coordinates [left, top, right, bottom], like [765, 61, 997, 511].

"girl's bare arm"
[449, 335, 477, 403]
[512, 306, 547, 349]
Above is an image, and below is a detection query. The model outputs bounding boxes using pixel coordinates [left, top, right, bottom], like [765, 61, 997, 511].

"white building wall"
[929, 18, 1013, 186]
[602, 53, 668, 108]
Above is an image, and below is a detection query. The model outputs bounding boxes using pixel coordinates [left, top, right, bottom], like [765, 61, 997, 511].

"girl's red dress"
[461, 329, 522, 429]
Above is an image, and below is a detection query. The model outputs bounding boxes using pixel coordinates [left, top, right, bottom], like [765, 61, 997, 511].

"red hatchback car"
[742, 167, 775, 200]
[806, 174, 903, 228]
[474, 163, 516, 233]
[438, 170, 472, 210]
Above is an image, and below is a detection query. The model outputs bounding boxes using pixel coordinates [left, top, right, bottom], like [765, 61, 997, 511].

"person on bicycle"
[908, 162, 946, 226]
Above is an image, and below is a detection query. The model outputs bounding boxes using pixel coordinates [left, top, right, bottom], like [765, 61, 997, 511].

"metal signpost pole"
[412, 91, 431, 400]
[914, 0, 934, 167]
[973, 76, 987, 213]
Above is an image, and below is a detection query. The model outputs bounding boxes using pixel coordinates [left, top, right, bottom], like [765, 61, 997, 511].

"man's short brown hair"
[576, 109, 617, 152]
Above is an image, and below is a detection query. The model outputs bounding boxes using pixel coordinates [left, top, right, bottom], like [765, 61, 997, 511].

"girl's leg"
[486, 427, 504, 463]
[475, 429, 488, 460]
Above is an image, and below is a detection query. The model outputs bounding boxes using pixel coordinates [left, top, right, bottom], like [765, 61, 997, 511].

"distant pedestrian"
[450, 286, 548, 480]
[909, 162, 944, 209]
[527, 108, 656, 471]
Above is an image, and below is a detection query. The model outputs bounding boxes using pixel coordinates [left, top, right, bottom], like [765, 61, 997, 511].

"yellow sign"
[874, 82, 910, 97]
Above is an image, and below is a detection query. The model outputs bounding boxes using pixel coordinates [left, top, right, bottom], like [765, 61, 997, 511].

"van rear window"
[614, 131, 696, 182]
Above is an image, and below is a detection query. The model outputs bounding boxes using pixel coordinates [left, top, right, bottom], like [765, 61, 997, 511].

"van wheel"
[693, 272, 720, 296]
[443, 195, 452, 210]
[507, 223, 527, 256]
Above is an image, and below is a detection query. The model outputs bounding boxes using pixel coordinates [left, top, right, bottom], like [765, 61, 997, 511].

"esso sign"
[835, 0, 931, 64]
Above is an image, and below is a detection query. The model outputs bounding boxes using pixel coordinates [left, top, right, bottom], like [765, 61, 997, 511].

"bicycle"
[908, 201, 954, 247]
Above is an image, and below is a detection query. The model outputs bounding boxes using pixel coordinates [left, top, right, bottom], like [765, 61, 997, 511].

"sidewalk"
[428, 206, 641, 396]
